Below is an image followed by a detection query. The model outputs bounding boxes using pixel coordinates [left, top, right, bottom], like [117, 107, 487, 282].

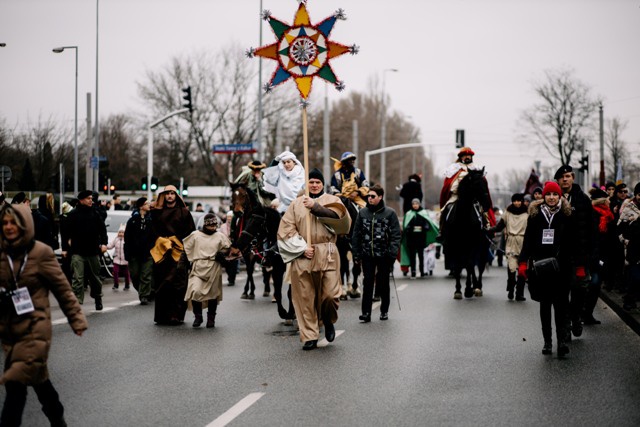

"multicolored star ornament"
[247, 0, 359, 100]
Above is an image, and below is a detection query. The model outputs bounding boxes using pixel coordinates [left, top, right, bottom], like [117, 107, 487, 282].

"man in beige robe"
[277, 169, 351, 350]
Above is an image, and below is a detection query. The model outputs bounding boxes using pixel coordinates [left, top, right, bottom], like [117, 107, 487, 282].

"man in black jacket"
[352, 184, 401, 322]
[124, 197, 154, 305]
[66, 190, 108, 310]
[555, 165, 595, 338]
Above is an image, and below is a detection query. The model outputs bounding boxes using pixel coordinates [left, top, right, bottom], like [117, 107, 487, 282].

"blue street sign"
[212, 143, 256, 154]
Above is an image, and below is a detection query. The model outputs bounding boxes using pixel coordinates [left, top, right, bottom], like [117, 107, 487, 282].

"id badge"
[542, 229, 555, 245]
[12, 288, 35, 315]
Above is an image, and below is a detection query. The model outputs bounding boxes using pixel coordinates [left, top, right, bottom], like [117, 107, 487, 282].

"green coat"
[400, 209, 439, 267]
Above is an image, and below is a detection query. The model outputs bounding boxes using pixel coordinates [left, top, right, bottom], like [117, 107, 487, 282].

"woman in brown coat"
[0, 203, 87, 426]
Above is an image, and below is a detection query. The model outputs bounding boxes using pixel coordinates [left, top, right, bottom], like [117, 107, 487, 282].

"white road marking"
[397, 284, 408, 291]
[318, 329, 345, 347]
[206, 392, 266, 427]
[372, 302, 381, 310]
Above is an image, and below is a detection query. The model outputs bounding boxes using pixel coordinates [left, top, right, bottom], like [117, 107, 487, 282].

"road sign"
[212, 143, 256, 154]
[90, 156, 107, 169]
[0, 165, 11, 183]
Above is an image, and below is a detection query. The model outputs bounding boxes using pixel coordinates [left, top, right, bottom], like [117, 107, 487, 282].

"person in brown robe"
[277, 169, 350, 350]
[150, 185, 195, 325]
[0, 203, 87, 426]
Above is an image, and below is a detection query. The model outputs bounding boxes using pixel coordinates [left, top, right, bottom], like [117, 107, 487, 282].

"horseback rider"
[330, 151, 369, 196]
[233, 160, 275, 207]
[438, 147, 495, 241]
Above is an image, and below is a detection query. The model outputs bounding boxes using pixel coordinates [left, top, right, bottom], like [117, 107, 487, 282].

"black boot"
[542, 328, 552, 355]
[192, 301, 203, 328]
[557, 327, 570, 358]
[506, 271, 516, 300]
[206, 299, 217, 328]
[515, 276, 527, 301]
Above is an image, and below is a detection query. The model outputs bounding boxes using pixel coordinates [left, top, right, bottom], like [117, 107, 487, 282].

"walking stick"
[390, 268, 401, 311]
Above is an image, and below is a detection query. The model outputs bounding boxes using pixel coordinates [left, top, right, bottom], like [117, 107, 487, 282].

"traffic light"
[182, 86, 193, 113]
[150, 177, 159, 191]
[181, 185, 189, 197]
[579, 155, 589, 172]
[141, 177, 148, 191]
[64, 176, 72, 192]
[455, 129, 465, 148]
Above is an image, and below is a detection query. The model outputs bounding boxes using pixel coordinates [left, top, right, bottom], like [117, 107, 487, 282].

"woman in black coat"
[518, 181, 583, 358]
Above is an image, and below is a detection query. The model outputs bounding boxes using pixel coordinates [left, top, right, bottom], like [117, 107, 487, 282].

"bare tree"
[98, 114, 145, 191]
[137, 44, 299, 185]
[521, 68, 600, 165]
[605, 116, 628, 181]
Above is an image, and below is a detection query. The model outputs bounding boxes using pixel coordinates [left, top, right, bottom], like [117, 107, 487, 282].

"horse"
[442, 168, 493, 300]
[228, 183, 294, 320]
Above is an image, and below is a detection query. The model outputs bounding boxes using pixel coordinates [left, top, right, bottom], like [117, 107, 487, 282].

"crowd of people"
[2, 145, 640, 423]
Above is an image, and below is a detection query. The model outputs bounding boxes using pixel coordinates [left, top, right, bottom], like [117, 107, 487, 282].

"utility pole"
[323, 84, 330, 189]
[599, 103, 605, 186]
[85, 93, 92, 192]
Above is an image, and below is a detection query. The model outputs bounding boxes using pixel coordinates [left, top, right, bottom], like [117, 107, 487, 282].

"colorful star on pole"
[247, 0, 359, 100]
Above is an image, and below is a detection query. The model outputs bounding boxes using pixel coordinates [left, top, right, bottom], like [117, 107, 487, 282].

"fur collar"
[528, 198, 572, 217]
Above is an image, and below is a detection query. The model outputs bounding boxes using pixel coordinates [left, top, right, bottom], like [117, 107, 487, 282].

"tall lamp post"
[53, 46, 79, 194]
[380, 68, 398, 190]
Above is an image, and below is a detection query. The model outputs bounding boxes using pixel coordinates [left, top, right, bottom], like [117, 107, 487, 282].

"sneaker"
[380, 312, 388, 321]
[112, 284, 119, 290]
[140, 297, 149, 306]
[123, 285, 130, 291]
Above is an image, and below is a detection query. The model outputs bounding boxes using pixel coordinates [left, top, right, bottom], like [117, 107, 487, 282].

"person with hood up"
[400, 198, 438, 278]
[263, 151, 306, 214]
[399, 174, 424, 214]
[150, 185, 195, 325]
[518, 181, 581, 358]
[0, 203, 87, 426]
[183, 214, 231, 328]
[491, 193, 529, 301]
[124, 197, 154, 305]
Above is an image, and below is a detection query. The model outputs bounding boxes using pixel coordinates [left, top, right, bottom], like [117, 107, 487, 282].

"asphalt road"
[4, 259, 640, 427]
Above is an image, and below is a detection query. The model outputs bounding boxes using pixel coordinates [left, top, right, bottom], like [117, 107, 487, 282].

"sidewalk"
[599, 288, 640, 336]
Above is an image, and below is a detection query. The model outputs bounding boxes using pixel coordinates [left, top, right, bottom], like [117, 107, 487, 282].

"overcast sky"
[2, 0, 639, 187]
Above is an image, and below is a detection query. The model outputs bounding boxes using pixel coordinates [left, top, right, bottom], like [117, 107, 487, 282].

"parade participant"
[400, 198, 438, 279]
[532, 186, 543, 201]
[66, 190, 108, 310]
[555, 165, 594, 338]
[519, 181, 580, 358]
[183, 214, 231, 328]
[352, 184, 402, 322]
[605, 181, 616, 199]
[607, 183, 629, 292]
[277, 169, 350, 350]
[263, 150, 306, 214]
[399, 174, 423, 214]
[329, 151, 369, 196]
[150, 185, 195, 325]
[219, 210, 239, 286]
[108, 224, 130, 291]
[233, 160, 276, 207]
[618, 183, 640, 310]
[124, 197, 154, 305]
[491, 193, 528, 301]
[335, 179, 367, 299]
[584, 188, 615, 324]
[439, 147, 495, 240]
[0, 203, 87, 426]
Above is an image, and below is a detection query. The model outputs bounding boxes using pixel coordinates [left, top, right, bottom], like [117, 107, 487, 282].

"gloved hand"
[575, 266, 586, 280]
[518, 262, 528, 280]
[388, 257, 396, 268]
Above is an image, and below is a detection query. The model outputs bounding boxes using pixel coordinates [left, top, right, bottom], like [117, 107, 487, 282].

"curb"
[599, 290, 640, 336]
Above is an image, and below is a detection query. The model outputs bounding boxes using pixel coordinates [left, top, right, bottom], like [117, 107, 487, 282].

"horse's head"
[230, 182, 250, 215]
[459, 168, 491, 211]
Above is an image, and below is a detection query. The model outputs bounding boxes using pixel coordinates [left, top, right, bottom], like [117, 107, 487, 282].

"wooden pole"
[302, 106, 311, 245]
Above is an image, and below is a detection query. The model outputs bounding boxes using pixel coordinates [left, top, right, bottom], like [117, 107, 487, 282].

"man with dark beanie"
[617, 182, 640, 310]
[352, 184, 402, 323]
[555, 165, 594, 338]
[124, 197, 154, 305]
[277, 168, 351, 350]
[66, 190, 108, 310]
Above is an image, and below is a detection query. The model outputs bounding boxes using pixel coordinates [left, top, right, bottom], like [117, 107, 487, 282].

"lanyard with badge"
[5, 253, 35, 315]
[540, 208, 556, 245]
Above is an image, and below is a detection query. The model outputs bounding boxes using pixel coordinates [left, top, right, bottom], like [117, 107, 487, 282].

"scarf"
[540, 203, 560, 217]
[593, 203, 614, 234]
[310, 189, 324, 199]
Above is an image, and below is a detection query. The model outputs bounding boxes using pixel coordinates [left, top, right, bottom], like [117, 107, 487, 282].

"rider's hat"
[248, 160, 266, 171]
[340, 151, 357, 162]
[457, 147, 475, 157]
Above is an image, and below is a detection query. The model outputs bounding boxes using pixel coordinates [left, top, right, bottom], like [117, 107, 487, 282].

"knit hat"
[77, 190, 93, 200]
[511, 193, 525, 202]
[411, 198, 421, 205]
[523, 194, 532, 202]
[308, 168, 325, 184]
[554, 165, 573, 180]
[135, 197, 148, 209]
[590, 188, 608, 200]
[542, 181, 562, 196]
[605, 181, 616, 190]
[532, 186, 543, 196]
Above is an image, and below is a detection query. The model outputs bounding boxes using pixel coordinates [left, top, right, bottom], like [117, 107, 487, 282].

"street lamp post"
[94, 0, 100, 192]
[53, 46, 79, 194]
[380, 68, 398, 190]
